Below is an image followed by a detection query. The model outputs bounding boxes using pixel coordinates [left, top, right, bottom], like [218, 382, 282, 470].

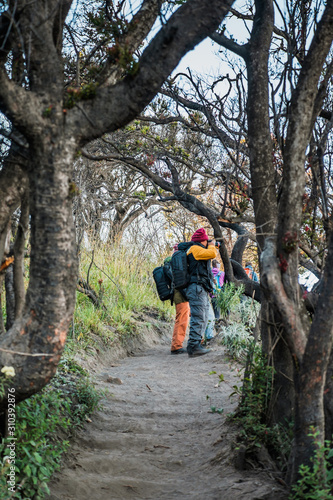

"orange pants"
[171, 301, 190, 351]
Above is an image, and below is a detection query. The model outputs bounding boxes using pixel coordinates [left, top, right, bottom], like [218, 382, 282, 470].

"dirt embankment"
[48, 312, 287, 500]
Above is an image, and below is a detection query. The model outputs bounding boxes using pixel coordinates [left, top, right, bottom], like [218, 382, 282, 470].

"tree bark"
[289, 222, 333, 481]
[5, 265, 15, 331]
[0, 281, 5, 335]
[0, 134, 77, 409]
[243, 0, 297, 426]
[324, 352, 333, 442]
[13, 195, 29, 319]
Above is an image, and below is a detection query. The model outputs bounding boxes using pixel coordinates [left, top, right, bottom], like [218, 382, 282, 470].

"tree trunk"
[13, 194, 29, 319]
[5, 264, 15, 331]
[230, 226, 249, 264]
[0, 134, 77, 410]
[324, 351, 333, 442]
[289, 225, 333, 483]
[245, 0, 296, 426]
[261, 299, 295, 425]
[0, 275, 5, 334]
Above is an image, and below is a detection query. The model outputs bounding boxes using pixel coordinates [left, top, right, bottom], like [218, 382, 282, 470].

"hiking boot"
[188, 346, 211, 357]
[170, 348, 187, 355]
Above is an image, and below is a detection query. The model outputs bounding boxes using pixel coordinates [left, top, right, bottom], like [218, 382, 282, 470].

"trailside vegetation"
[0, 240, 170, 499]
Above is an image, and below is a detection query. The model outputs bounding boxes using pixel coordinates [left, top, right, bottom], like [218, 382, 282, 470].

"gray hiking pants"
[186, 283, 210, 352]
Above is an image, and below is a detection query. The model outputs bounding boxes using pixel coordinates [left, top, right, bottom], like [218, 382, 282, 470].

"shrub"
[220, 322, 253, 361]
[0, 361, 102, 499]
[215, 282, 244, 319]
[230, 344, 291, 471]
[290, 428, 333, 499]
[218, 293, 260, 361]
[238, 296, 261, 329]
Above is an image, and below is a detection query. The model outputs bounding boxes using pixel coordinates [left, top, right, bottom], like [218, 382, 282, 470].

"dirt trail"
[48, 331, 286, 500]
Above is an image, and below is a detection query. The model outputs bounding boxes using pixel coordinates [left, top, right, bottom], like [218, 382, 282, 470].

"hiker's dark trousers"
[186, 283, 210, 352]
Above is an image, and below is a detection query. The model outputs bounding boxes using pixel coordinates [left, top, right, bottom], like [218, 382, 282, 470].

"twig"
[75, 103, 96, 128]
[90, 261, 125, 300]
[87, 249, 94, 286]
[81, 248, 125, 299]
[76, 282, 105, 309]
[0, 347, 54, 357]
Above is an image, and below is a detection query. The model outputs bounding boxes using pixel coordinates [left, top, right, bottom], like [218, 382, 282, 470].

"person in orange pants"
[170, 289, 190, 354]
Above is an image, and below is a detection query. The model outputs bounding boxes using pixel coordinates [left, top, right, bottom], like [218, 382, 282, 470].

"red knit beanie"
[191, 228, 209, 242]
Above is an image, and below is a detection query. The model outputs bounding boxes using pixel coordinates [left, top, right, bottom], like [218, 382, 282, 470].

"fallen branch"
[76, 279, 106, 310]
[0, 347, 53, 357]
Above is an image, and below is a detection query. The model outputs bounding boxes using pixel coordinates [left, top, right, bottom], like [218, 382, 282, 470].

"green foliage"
[74, 298, 108, 342]
[218, 291, 260, 361]
[133, 190, 147, 200]
[290, 428, 333, 499]
[206, 395, 224, 414]
[218, 294, 260, 361]
[210, 406, 224, 414]
[230, 344, 291, 470]
[215, 282, 244, 318]
[238, 297, 261, 329]
[0, 367, 15, 399]
[215, 286, 290, 466]
[74, 377, 102, 417]
[64, 82, 99, 109]
[236, 345, 273, 424]
[106, 44, 139, 75]
[58, 354, 88, 376]
[0, 359, 101, 499]
[75, 242, 173, 346]
[0, 389, 69, 499]
[42, 105, 54, 118]
[220, 322, 253, 361]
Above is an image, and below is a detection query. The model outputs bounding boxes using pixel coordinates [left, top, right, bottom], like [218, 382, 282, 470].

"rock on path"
[48, 342, 286, 500]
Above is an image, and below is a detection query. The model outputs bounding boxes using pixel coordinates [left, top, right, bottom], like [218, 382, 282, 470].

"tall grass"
[74, 242, 173, 344]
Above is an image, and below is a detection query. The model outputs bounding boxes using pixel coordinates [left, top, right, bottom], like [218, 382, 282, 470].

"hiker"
[170, 288, 190, 354]
[203, 259, 225, 344]
[244, 261, 259, 282]
[178, 227, 217, 357]
[169, 246, 190, 355]
[203, 299, 216, 344]
[153, 248, 190, 355]
[211, 259, 225, 320]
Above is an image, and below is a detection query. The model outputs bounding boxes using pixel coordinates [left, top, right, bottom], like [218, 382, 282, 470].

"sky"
[171, 2, 251, 86]
[175, 38, 222, 76]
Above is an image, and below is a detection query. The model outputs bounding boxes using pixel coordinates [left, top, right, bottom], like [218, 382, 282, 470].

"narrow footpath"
[48, 337, 286, 500]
